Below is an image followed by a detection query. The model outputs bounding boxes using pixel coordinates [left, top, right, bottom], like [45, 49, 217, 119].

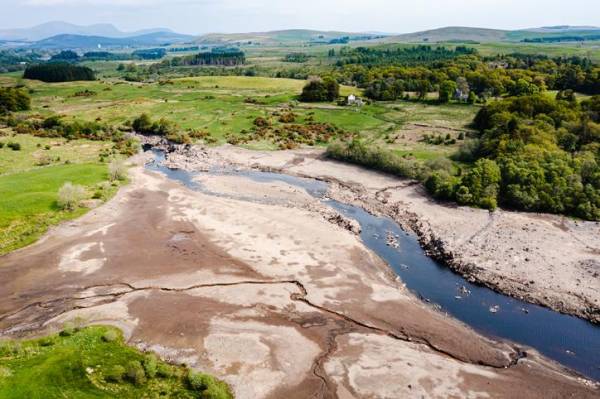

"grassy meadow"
[0, 132, 123, 255]
[1, 74, 477, 151]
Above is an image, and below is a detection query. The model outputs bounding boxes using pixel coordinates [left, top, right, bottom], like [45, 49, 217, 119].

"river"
[146, 148, 600, 382]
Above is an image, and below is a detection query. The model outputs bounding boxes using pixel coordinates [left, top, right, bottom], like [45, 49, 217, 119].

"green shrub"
[125, 360, 146, 386]
[105, 365, 126, 383]
[156, 363, 174, 379]
[101, 330, 119, 343]
[187, 371, 233, 399]
[326, 139, 424, 180]
[0, 87, 31, 114]
[142, 354, 158, 379]
[7, 142, 21, 151]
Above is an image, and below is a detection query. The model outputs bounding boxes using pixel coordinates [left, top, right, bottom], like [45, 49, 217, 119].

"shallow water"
[146, 149, 600, 381]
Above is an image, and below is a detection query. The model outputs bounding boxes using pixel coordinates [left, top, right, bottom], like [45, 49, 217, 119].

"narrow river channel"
[146, 149, 600, 381]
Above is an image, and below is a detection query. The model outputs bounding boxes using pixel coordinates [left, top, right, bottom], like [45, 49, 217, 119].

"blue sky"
[1, 0, 599, 34]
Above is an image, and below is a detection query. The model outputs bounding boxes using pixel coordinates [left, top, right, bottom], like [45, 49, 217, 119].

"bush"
[156, 363, 174, 378]
[424, 171, 458, 200]
[57, 182, 86, 211]
[125, 360, 146, 386]
[101, 330, 119, 343]
[108, 160, 127, 181]
[253, 117, 270, 127]
[142, 354, 158, 379]
[0, 87, 31, 114]
[187, 371, 233, 399]
[7, 142, 21, 151]
[326, 139, 424, 180]
[59, 319, 82, 337]
[131, 113, 153, 134]
[105, 365, 126, 383]
[278, 112, 296, 123]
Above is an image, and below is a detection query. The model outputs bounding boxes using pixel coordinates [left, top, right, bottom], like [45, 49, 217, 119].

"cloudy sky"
[1, 0, 598, 34]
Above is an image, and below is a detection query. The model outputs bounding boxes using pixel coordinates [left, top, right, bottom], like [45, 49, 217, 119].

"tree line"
[330, 50, 599, 101]
[430, 94, 600, 220]
[23, 63, 95, 82]
[168, 48, 246, 67]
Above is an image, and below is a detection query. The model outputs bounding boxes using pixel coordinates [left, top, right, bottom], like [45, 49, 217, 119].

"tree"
[132, 113, 153, 134]
[438, 80, 457, 103]
[299, 77, 339, 102]
[461, 159, 501, 209]
[0, 87, 30, 114]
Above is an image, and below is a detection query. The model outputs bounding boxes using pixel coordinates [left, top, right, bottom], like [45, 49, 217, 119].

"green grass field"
[0, 162, 114, 255]
[0, 131, 124, 255]
[0, 325, 232, 399]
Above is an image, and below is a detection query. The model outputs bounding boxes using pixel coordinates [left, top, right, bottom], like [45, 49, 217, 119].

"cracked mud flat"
[190, 144, 600, 325]
[1, 152, 599, 398]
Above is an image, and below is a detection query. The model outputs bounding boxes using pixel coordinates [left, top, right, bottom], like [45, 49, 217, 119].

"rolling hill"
[28, 32, 196, 49]
[383, 26, 600, 44]
[194, 29, 383, 45]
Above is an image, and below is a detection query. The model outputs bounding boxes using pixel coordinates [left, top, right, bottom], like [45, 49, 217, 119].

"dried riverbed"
[0, 143, 599, 398]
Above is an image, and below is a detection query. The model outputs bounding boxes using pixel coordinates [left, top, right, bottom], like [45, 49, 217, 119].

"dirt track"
[1, 152, 599, 398]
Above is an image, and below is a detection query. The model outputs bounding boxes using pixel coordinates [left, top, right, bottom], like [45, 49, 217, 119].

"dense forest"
[23, 63, 95, 82]
[427, 94, 600, 219]
[334, 45, 476, 66]
[172, 48, 246, 66]
[523, 34, 600, 43]
[132, 48, 167, 60]
[83, 51, 130, 61]
[331, 47, 599, 100]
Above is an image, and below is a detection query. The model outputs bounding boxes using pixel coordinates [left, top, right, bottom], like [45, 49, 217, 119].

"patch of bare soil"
[0, 152, 598, 398]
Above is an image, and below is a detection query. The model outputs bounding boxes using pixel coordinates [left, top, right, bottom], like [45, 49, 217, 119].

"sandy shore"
[187, 144, 600, 325]
[1, 150, 599, 398]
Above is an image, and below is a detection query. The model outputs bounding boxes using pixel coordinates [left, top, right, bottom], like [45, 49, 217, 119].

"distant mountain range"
[2, 23, 600, 50]
[0, 21, 183, 42]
